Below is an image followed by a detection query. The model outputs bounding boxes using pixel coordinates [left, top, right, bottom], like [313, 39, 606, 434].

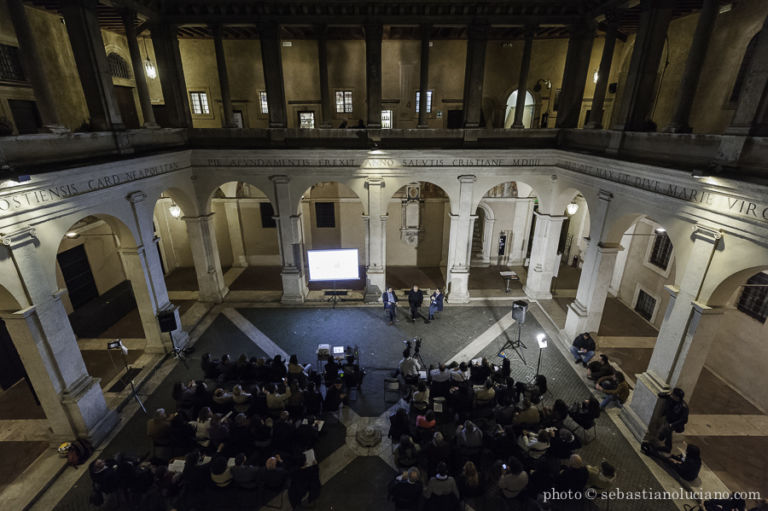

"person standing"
[382, 287, 399, 325]
[408, 285, 427, 323]
[656, 387, 689, 453]
[428, 288, 444, 321]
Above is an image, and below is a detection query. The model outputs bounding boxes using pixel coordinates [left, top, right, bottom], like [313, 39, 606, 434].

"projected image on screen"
[307, 249, 360, 281]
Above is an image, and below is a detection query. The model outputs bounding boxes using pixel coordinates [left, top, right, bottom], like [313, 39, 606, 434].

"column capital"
[522, 25, 538, 38]
[182, 213, 215, 224]
[0, 226, 37, 248]
[532, 211, 567, 222]
[597, 189, 614, 201]
[209, 22, 224, 39]
[691, 224, 722, 243]
[364, 22, 383, 39]
[420, 23, 432, 39]
[271, 175, 290, 185]
[117, 245, 146, 256]
[568, 22, 596, 38]
[366, 177, 385, 187]
[458, 174, 477, 184]
[664, 284, 680, 298]
[691, 301, 724, 315]
[128, 191, 147, 204]
[596, 242, 622, 253]
[467, 22, 490, 40]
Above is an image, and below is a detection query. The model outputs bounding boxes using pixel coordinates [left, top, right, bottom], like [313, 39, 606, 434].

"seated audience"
[513, 399, 541, 427]
[557, 454, 589, 492]
[498, 457, 528, 500]
[587, 354, 614, 381]
[587, 461, 616, 491]
[597, 372, 630, 409]
[423, 462, 460, 499]
[394, 435, 421, 468]
[549, 428, 581, 460]
[389, 467, 423, 510]
[209, 455, 232, 488]
[457, 460, 485, 500]
[570, 332, 596, 367]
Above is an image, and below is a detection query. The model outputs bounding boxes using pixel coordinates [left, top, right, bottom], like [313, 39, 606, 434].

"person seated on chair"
[262, 455, 288, 490]
[230, 452, 259, 489]
[394, 435, 421, 468]
[597, 372, 630, 410]
[201, 353, 221, 379]
[412, 381, 430, 407]
[519, 429, 551, 460]
[449, 362, 469, 384]
[475, 378, 496, 404]
[265, 382, 292, 411]
[231, 384, 252, 414]
[569, 397, 601, 427]
[323, 379, 347, 415]
[209, 455, 233, 488]
[416, 410, 437, 432]
[287, 354, 307, 382]
[569, 333, 596, 367]
[556, 454, 589, 492]
[429, 363, 450, 383]
[587, 461, 616, 491]
[399, 349, 420, 386]
[342, 354, 363, 390]
[587, 354, 614, 381]
[664, 444, 701, 482]
[457, 460, 485, 501]
[424, 432, 451, 475]
[498, 456, 529, 500]
[549, 428, 581, 461]
[147, 408, 172, 449]
[470, 358, 491, 385]
[541, 399, 569, 427]
[423, 462, 459, 500]
[389, 466, 423, 510]
[513, 399, 540, 427]
[455, 420, 483, 450]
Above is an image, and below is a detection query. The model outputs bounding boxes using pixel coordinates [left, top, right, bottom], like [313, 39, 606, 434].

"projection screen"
[307, 249, 359, 281]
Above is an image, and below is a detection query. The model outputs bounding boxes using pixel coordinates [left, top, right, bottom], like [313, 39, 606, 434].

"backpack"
[67, 438, 94, 467]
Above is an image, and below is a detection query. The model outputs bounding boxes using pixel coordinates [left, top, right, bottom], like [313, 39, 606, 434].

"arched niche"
[504, 89, 535, 128]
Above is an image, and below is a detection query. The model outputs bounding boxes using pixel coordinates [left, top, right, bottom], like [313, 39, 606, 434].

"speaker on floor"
[158, 310, 177, 332]
[512, 300, 528, 325]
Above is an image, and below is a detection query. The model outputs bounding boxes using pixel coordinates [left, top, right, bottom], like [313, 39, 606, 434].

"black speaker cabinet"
[512, 300, 529, 325]
[158, 310, 178, 332]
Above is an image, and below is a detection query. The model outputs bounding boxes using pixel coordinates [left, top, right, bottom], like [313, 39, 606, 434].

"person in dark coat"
[407, 285, 426, 323]
[383, 287, 399, 325]
[389, 467, 423, 510]
[428, 288, 444, 321]
[657, 387, 689, 452]
[587, 354, 614, 380]
[665, 444, 701, 482]
[570, 333, 596, 366]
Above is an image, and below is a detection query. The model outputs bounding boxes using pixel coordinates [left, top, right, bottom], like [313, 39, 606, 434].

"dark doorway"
[8, 99, 41, 134]
[526, 205, 538, 259]
[113, 85, 140, 128]
[57, 245, 99, 310]
[0, 320, 25, 390]
[446, 110, 463, 129]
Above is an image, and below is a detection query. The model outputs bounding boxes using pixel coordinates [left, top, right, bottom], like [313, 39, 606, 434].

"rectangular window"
[415, 90, 433, 113]
[315, 202, 335, 228]
[335, 90, 353, 113]
[259, 202, 276, 228]
[0, 44, 25, 82]
[649, 232, 673, 270]
[737, 272, 768, 323]
[189, 91, 210, 115]
[634, 290, 656, 321]
[298, 111, 315, 129]
[381, 109, 393, 129]
[259, 91, 269, 114]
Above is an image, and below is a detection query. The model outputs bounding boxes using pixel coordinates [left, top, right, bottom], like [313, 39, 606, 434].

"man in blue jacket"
[382, 287, 398, 325]
[428, 288, 444, 321]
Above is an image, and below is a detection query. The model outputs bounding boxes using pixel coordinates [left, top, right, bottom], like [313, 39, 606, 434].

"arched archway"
[504, 90, 535, 128]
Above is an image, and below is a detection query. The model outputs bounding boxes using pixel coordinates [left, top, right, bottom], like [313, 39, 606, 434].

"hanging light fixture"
[593, 70, 600, 84]
[566, 202, 579, 215]
[168, 202, 181, 218]
[655, 227, 666, 234]
[143, 37, 157, 79]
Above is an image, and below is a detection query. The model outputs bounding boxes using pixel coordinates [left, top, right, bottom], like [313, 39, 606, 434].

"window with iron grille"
[107, 53, 131, 79]
[259, 91, 268, 114]
[649, 232, 673, 270]
[315, 202, 335, 228]
[737, 272, 768, 323]
[381, 109, 393, 129]
[0, 44, 25, 82]
[415, 90, 433, 113]
[189, 91, 210, 115]
[634, 290, 656, 321]
[335, 90, 353, 113]
[260, 202, 276, 228]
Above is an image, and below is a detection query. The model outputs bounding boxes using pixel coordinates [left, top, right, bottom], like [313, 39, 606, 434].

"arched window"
[107, 52, 131, 80]
[729, 35, 758, 107]
[504, 90, 535, 128]
[737, 272, 768, 323]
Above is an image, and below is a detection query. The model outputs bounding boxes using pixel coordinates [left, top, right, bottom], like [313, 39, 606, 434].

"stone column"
[446, 176, 477, 303]
[462, 23, 489, 128]
[183, 214, 229, 303]
[665, 0, 719, 133]
[364, 178, 387, 302]
[211, 24, 236, 128]
[556, 23, 595, 129]
[61, 0, 124, 131]
[609, 223, 635, 296]
[623, 225, 722, 442]
[480, 214, 495, 264]
[564, 190, 617, 338]
[317, 25, 333, 128]
[612, 0, 674, 131]
[6, 0, 67, 132]
[0, 228, 116, 444]
[272, 176, 308, 303]
[522, 212, 566, 300]
[219, 183, 247, 267]
[725, 14, 768, 136]
[151, 23, 192, 128]
[418, 24, 431, 128]
[509, 198, 535, 265]
[586, 15, 618, 129]
[512, 27, 535, 129]
[260, 23, 287, 128]
[122, 11, 157, 128]
[365, 23, 383, 129]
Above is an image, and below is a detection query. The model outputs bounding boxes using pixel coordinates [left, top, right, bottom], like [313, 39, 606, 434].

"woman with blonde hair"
[458, 460, 484, 500]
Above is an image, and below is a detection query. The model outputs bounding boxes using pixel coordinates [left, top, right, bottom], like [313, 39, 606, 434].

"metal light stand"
[531, 334, 548, 383]
[110, 340, 147, 414]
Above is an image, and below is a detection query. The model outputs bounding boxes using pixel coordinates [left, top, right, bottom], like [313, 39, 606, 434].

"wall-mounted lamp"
[593, 70, 600, 84]
[65, 231, 79, 239]
[533, 79, 552, 92]
[655, 227, 666, 234]
[566, 202, 579, 215]
[168, 202, 182, 218]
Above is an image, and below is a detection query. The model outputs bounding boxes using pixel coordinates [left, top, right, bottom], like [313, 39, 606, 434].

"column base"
[199, 286, 229, 304]
[142, 122, 161, 129]
[664, 123, 692, 134]
[41, 124, 71, 134]
[60, 375, 118, 445]
[280, 269, 307, 304]
[511, 123, 525, 129]
[447, 269, 470, 303]
[522, 285, 552, 301]
[622, 371, 670, 443]
[584, 121, 603, 129]
[563, 299, 600, 340]
[364, 267, 385, 303]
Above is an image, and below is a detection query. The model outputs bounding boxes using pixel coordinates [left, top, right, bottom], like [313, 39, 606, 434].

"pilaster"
[522, 213, 567, 299]
[446, 175, 477, 302]
[364, 178, 387, 302]
[183, 214, 229, 303]
[272, 176, 308, 303]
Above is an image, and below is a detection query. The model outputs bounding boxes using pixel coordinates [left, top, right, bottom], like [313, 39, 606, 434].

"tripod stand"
[497, 321, 528, 365]
[326, 280, 341, 309]
[168, 331, 189, 370]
